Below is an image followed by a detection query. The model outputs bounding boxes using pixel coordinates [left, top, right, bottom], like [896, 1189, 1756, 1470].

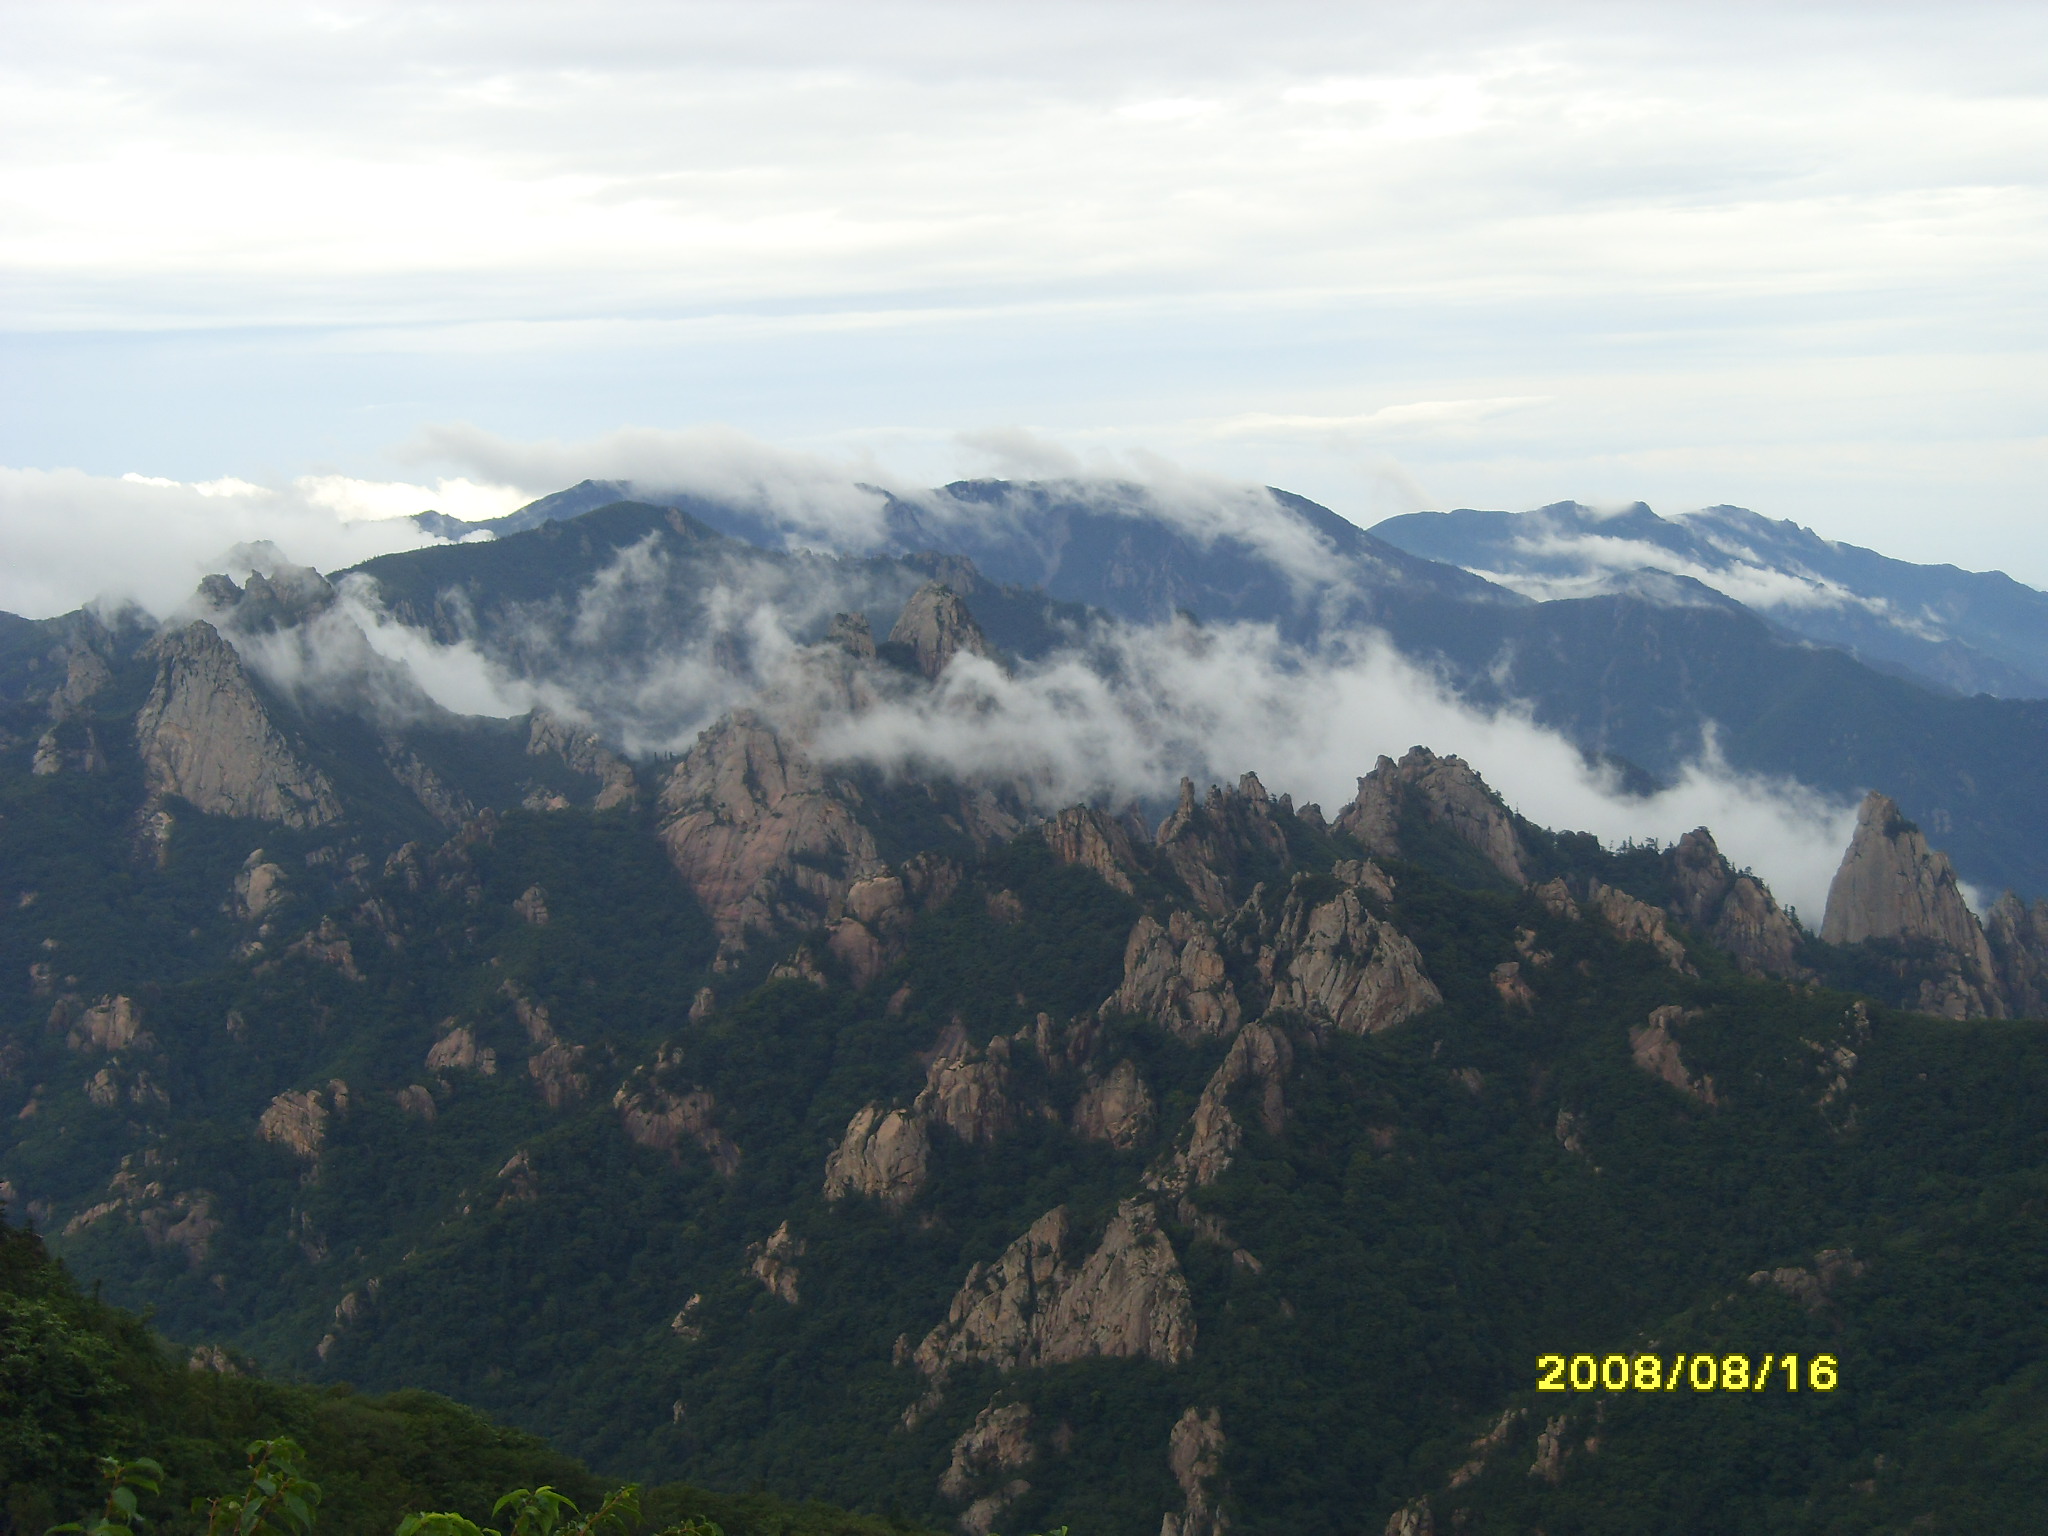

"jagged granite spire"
[887, 583, 994, 680]
[1821, 791, 2001, 1018]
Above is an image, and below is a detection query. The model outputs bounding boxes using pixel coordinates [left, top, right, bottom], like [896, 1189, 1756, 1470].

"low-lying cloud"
[0, 466, 445, 620]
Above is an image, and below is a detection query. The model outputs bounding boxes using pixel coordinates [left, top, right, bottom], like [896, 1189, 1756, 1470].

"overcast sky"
[3, 0, 2045, 594]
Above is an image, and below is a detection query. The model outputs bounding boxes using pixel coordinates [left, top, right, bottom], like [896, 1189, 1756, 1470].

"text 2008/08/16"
[1537, 1354, 1839, 1392]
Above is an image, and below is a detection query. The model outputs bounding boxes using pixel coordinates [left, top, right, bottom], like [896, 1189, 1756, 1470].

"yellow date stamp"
[1537, 1353, 1839, 1393]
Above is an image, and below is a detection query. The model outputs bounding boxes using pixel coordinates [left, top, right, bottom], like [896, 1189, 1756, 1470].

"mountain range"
[4, 480, 2048, 1533]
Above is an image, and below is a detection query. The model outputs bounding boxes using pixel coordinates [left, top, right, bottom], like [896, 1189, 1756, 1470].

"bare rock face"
[1160, 1406, 1228, 1536]
[1586, 882, 1696, 975]
[1665, 828, 1805, 977]
[1043, 805, 1141, 895]
[615, 1059, 741, 1175]
[657, 711, 885, 956]
[1986, 893, 2048, 1018]
[917, 1034, 1019, 1145]
[1628, 1006, 1716, 1105]
[823, 1103, 931, 1207]
[258, 1087, 334, 1159]
[1337, 747, 1528, 884]
[1072, 1059, 1156, 1150]
[425, 1022, 496, 1075]
[513, 884, 550, 925]
[505, 985, 588, 1107]
[913, 1199, 1194, 1399]
[888, 583, 996, 680]
[1154, 774, 1295, 917]
[939, 1399, 1036, 1504]
[528, 710, 639, 811]
[232, 852, 288, 924]
[1821, 792, 2001, 1018]
[1746, 1247, 1867, 1311]
[1149, 1022, 1292, 1197]
[286, 918, 363, 981]
[748, 1220, 805, 1304]
[827, 611, 878, 660]
[1383, 1500, 1436, 1536]
[1262, 870, 1441, 1035]
[134, 622, 342, 827]
[65, 994, 146, 1053]
[826, 873, 913, 988]
[1115, 912, 1243, 1042]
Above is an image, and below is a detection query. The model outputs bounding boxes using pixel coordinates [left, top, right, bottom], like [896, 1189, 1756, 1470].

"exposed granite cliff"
[889, 582, 996, 680]
[1664, 828, 1806, 978]
[1154, 774, 1294, 916]
[1337, 747, 1529, 883]
[134, 622, 342, 828]
[1160, 1406, 1228, 1536]
[1260, 865, 1441, 1035]
[824, 1104, 932, 1208]
[911, 1199, 1194, 1412]
[656, 711, 886, 956]
[1115, 911, 1243, 1042]
[1821, 792, 2002, 1018]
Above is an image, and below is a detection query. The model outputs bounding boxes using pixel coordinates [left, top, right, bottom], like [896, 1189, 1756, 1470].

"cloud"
[0, 466, 441, 620]
[295, 474, 531, 523]
[407, 422, 899, 549]
[802, 618, 1856, 920]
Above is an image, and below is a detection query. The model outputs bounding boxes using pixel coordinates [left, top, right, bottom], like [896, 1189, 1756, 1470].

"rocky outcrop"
[1337, 748, 1528, 883]
[912, 1200, 1195, 1404]
[1586, 882, 1695, 975]
[258, 1083, 348, 1160]
[134, 621, 342, 827]
[615, 1062, 740, 1175]
[513, 885, 550, 925]
[1628, 1006, 1715, 1105]
[1160, 1406, 1228, 1536]
[528, 710, 639, 810]
[1746, 1247, 1866, 1311]
[232, 852, 289, 924]
[505, 986, 587, 1108]
[1115, 912, 1243, 1042]
[748, 1220, 805, 1304]
[1154, 775, 1295, 917]
[1149, 1022, 1291, 1197]
[1986, 893, 2048, 1018]
[888, 583, 996, 680]
[285, 917, 363, 981]
[64, 994, 146, 1053]
[1072, 1059, 1155, 1150]
[939, 1399, 1036, 1512]
[425, 1022, 496, 1075]
[1664, 828, 1806, 977]
[1261, 869, 1441, 1035]
[825, 873, 913, 988]
[656, 711, 885, 956]
[823, 1103, 931, 1207]
[1042, 805, 1141, 895]
[917, 1033, 1020, 1145]
[1821, 792, 2001, 1018]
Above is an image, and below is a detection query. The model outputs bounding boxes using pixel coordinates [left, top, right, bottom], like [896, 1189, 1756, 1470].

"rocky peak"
[911, 1198, 1194, 1410]
[826, 611, 878, 660]
[1041, 805, 1142, 895]
[199, 560, 336, 633]
[1153, 773, 1296, 916]
[888, 583, 995, 680]
[656, 710, 886, 956]
[1160, 1406, 1228, 1536]
[1985, 893, 2048, 1018]
[1259, 867, 1442, 1035]
[527, 710, 638, 811]
[134, 622, 343, 828]
[1665, 828, 1806, 978]
[1336, 747, 1529, 884]
[1821, 792, 2000, 1017]
[824, 1103, 932, 1208]
[1113, 911, 1243, 1042]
